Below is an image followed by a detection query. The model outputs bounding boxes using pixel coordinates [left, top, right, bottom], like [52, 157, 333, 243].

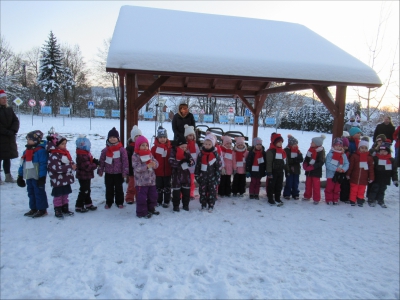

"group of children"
[17, 125, 399, 220]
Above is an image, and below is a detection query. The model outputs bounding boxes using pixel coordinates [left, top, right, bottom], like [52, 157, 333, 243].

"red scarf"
[235, 148, 245, 163]
[106, 142, 123, 159]
[221, 146, 233, 160]
[135, 149, 152, 164]
[376, 153, 392, 165]
[176, 147, 185, 161]
[269, 144, 287, 159]
[306, 147, 317, 163]
[253, 149, 263, 166]
[331, 150, 344, 165]
[154, 139, 170, 150]
[289, 145, 300, 154]
[201, 150, 216, 165]
[50, 149, 73, 163]
[187, 140, 197, 154]
[129, 142, 135, 148]
[22, 146, 42, 162]
[76, 149, 93, 163]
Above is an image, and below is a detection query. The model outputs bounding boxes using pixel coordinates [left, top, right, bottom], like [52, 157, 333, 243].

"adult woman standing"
[171, 103, 196, 142]
[373, 115, 395, 143]
[0, 90, 20, 184]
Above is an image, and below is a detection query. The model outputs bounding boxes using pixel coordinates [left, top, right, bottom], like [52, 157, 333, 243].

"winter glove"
[37, 176, 46, 187]
[267, 173, 273, 179]
[179, 159, 190, 165]
[221, 168, 226, 175]
[93, 158, 99, 165]
[394, 181, 399, 187]
[17, 176, 26, 188]
[246, 172, 251, 178]
[304, 165, 314, 172]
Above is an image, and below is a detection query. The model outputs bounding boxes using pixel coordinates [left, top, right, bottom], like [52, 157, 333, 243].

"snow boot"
[150, 210, 160, 215]
[276, 199, 284, 206]
[4, 174, 16, 183]
[75, 207, 89, 213]
[32, 209, 47, 218]
[138, 213, 152, 219]
[173, 206, 180, 212]
[61, 204, 74, 216]
[24, 209, 38, 217]
[268, 199, 276, 206]
[350, 201, 356, 206]
[249, 194, 254, 199]
[357, 198, 365, 207]
[378, 201, 387, 208]
[85, 204, 97, 211]
[254, 195, 260, 200]
[54, 207, 64, 219]
[182, 205, 189, 211]
[368, 200, 376, 207]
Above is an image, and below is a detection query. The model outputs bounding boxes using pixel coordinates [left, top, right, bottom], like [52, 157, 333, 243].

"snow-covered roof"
[107, 5, 381, 87]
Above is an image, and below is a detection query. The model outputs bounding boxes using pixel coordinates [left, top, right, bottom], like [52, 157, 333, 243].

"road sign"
[244, 108, 251, 117]
[60, 107, 71, 115]
[39, 100, 46, 107]
[41, 106, 52, 114]
[228, 113, 234, 119]
[88, 101, 94, 109]
[228, 107, 234, 113]
[28, 99, 36, 107]
[143, 112, 154, 119]
[111, 110, 120, 118]
[235, 116, 245, 124]
[265, 117, 276, 125]
[95, 109, 105, 117]
[219, 115, 229, 123]
[13, 98, 23, 106]
[203, 114, 213, 122]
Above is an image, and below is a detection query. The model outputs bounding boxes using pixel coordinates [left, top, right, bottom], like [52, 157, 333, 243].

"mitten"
[17, 176, 26, 188]
[221, 168, 226, 175]
[305, 165, 314, 172]
[37, 176, 46, 187]
[394, 181, 399, 187]
[93, 158, 99, 165]
[246, 172, 251, 178]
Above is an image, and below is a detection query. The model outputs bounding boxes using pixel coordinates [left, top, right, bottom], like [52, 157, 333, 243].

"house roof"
[106, 5, 381, 88]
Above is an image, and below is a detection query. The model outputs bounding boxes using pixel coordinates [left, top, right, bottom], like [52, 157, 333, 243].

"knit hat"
[47, 133, 67, 146]
[342, 131, 350, 137]
[134, 136, 149, 152]
[221, 136, 232, 146]
[0, 89, 6, 98]
[349, 127, 362, 137]
[108, 127, 120, 140]
[332, 137, 343, 146]
[358, 136, 369, 149]
[176, 135, 187, 146]
[204, 134, 216, 147]
[131, 125, 142, 140]
[271, 133, 283, 145]
[349, 114, 356, 120]
[184, 124, 195, 137]
[157, 126, 168, 138]
[287, 134, 298, 146]
[375, 134, 386, 143]
[76, 134, 91, 151]
[26, 130, 43, 144]
[253, 137, 262, 146]
[342, 137, 349, 147]
[379, 139, 392, 153]
[235, 136, 245, 146]
[312, 134, 326, 147]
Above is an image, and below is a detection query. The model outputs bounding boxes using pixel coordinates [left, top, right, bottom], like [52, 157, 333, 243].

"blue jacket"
[18, 140, 48, 179]
[325, 149, 349, 179]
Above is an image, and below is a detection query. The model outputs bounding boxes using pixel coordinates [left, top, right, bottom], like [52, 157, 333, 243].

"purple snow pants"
[135, 185, 158, 217]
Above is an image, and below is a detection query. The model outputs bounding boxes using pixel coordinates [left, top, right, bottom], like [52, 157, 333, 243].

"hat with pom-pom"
[342, 137, 349, 148]
[349, 127, 362, 137]
[130, 125, 142, 140]
[184, 124, 195, 138]
[0, 89, 6, 98]
[221, 135, 232, 146]
[252, 137, 262, 146]
[76, 134, 91, 151]
[134, 136, 149, 152]
[312, 134, 326, 147]
[47, 133, 67, 146]
[204, 134, 216, 147]
[157, 126, 168, 138]
[332, 137, 343, 146]
[270, 133, 283, 145]
[358, 136, 370, 149]
[287, 134, 298, 146]
[379, 139, 392, 153]
[26, 130, 43, 144]
[235, 136, 245, 146]
[108, 127, 120, 140]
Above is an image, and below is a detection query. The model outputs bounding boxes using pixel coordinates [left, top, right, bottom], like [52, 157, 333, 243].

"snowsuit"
[187, 141, 200, 198]
[125, 138, 137, 203]
[339, 149, 351, 203]
[324, 149, 349, 203]
[303, 146, 325, 201]
[368, 155, 398, 206]
[132, 152, 159, 217]
[169, 146, 195, 209]
[195, 146, 222, 208]
[245, 146, 266, 197]
[75, 150, 97, 209]
[346, 151, 374, 205]
[232, 147, 248, 196]
[266, 147, 288, 203]
[151, 139, 172, 206]
[283, 147, 303, 199]
[97, 143, 129, 207]
[219, 146, 234, 197]
[18, 140, 49, 211]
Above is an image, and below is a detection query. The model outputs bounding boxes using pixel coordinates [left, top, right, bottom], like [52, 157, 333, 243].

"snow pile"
[0, 115, 398, 299]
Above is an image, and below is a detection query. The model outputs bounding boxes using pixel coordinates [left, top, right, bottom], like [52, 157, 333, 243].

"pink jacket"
[233, 148, 249, 174]
[221, 146, 234, 175]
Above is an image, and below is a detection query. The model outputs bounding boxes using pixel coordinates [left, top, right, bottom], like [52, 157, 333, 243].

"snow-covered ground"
[1, 114, 399, 299]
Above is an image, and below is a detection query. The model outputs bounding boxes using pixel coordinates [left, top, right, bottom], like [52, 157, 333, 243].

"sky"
[1, 1, 399, 107]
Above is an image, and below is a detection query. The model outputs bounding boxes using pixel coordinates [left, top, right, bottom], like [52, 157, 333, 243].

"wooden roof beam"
[310, 84, 337, 117]
[184, 77, 190, 88]
[256, 83, 311, 95]
[237, 94, 255, 114]
[135, 76, 170, 109]
[210, 78, 218, 89]
[236, 80, 243, 90]
[138, 86, 257, 97]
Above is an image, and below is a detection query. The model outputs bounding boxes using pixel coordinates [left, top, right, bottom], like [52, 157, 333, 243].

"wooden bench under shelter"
[106, 6, 382, 145]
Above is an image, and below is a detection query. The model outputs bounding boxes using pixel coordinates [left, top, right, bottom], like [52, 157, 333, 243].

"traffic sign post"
[88, 101, 94, 130]
[28, 99, 36, 125]
[13, 98, 23, 120]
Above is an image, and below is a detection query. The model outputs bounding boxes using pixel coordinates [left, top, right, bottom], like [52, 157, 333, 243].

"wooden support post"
[252, 95, 267, 139]
[332, 86, 347, 141]
[126, 73, 139, 134]
[119, 72, 125, 146]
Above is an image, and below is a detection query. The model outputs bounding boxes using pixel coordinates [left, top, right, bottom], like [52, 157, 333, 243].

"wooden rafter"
[256, 83, 311, 95]
[183, 77, 189, 87]
[310, 84, 337, 117]
[137, 86, 257, 97]
[236, 80, 243, 90]
[135, 76, 170, 109]
[210, 78, 218, 89]
[237, 94, 255, 114]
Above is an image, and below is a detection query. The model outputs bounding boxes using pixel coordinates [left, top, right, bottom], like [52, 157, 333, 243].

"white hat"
[358, 136, 369, 149]
[184, 124, 195, 138]
[131, 125, 142, 140]
[204, 134, 216, 146]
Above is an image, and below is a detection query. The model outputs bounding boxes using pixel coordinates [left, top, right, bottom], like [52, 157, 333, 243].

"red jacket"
[346, 152, 374, 185]
[151, 139, 172, 177]
[393, 126, 400, 149]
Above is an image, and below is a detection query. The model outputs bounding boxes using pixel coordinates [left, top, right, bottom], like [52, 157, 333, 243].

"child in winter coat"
[97, 127, 129, 209]
[151, 126, 172, 208]
[266, 133, 287, 206]
[368, 140, 398, 208]
[184, 124, 200, 200]
[17, 130, 49, 218]
[348, 127, 362, 155]
[324, 137, 350, 205]
[369, 134, 386, 156]
[125, 125, 142, 204]
[132, 136, 159, 218]
[46, 132, 76, 218]
[219, 135, 234, 197]
[303, 134, 326, 204]
[346, 137, 374, 207]
[283, 134, 304, 200]
[195, 134, 222, 211]
[232, 137, 248, 197]
[75, 134, 98, 212]
[169, 136, 195, 211]
[339, 136, 351, 203]
[245, 137, 266, 200]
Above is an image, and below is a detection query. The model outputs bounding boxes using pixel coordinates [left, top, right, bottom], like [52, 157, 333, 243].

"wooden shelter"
[106, 6, 382, 144]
